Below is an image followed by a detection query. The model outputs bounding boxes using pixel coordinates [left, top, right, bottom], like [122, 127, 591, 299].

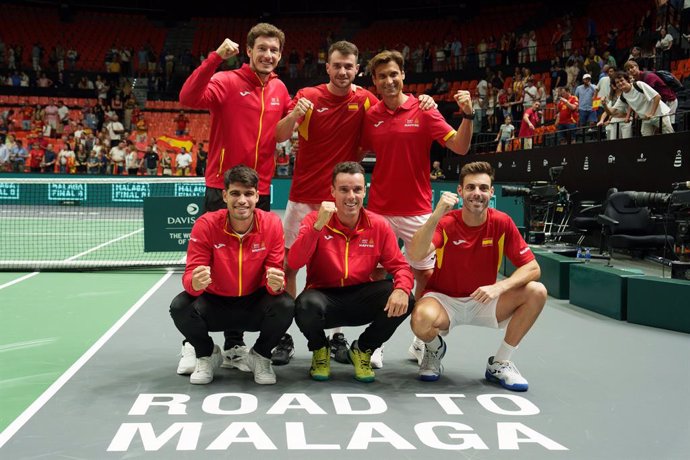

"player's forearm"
[408, 215, 440, 261]
[447, 121, 472, 155]
[496, 260, 540, 293]
[179, 53, 222, 108]
[275, 115, 298, 142]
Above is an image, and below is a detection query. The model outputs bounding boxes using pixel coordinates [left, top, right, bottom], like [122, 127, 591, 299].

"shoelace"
[195, 357, 212, 373]
[495, 360, 520, 375]
[420, 348, 440, 369]
[355, 349, 372, 370]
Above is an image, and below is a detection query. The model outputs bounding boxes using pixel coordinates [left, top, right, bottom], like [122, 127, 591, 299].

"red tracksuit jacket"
[179, 54, 289, 194]
[288, 209, 413, 294]
[183, 208, 284, 297]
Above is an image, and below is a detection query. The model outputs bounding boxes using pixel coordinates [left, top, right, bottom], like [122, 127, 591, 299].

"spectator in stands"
[574, 74, 597, 128]
[528, 30, 537, 63]
[174, 110, 189, 136]
[74, 147, 88, 174]
[125, 145, 140, 176]
[522, 77, 539, 112]
[11, 140, 27, 172]
[495, 115, 515, 152]
[195, 142, 207, 177]
[44, 99, 60, 135]
[430, 160, 445, 181]
[57, 100, 70, 132]
[598, 78, 632, 141]
[610, 71, 673, 136]
[108, 140, 127, 174]
[86, 151, 100, 174]
[0, 142, 9, 172]
[624, 60, 678, 124]
[170, 165, 293, 386]
[160, 150, 172, 176]
[67, 48, 78, 70]
[28, 142, 43, 173]
[143, 146, 159, 176]
[42, 144, 56, 173]
[583, 47, 603, 82]
[176, 147, 193, 176]
[556, 86, 579, 144]
[518, 101, 541, 149]
[105, 114, 125, 148]
[57, 142, 75, 174]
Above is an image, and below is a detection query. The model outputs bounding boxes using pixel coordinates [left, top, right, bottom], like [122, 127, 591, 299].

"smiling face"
[247, 36, 282, 76]
[372, 60, 404, 100]
[326, 50, 359, 93]
[223, 182, 258, 226]
[331, 172, 366, 227]
[458, 173, 494, 220]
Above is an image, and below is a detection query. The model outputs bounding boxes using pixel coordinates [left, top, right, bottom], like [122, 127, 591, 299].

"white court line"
[65, 228, 144, 261]
[0, 270, 174, 448]
[0, 272, 39, 291]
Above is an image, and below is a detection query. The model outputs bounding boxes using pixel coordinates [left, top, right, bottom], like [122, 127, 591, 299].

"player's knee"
[411, 301, 435, 332]
[169, 291, 196, 320]
[526, 281, 548, 309]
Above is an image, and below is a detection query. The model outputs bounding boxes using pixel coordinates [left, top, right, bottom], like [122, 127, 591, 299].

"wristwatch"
[461, 111, 475, 120]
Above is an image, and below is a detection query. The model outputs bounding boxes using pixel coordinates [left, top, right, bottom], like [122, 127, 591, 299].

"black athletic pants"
[170, 288, 294, 359]
[294, 280, 414, 352]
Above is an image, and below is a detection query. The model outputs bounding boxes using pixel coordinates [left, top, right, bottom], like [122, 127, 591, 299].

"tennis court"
[1, 242, 689, 459]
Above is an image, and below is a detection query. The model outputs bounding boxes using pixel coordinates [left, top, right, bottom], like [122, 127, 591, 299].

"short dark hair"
[328, 41, 359, 60]
[247, 23, 285, 51]
[613, 70, 630, 82]
[332, 161, 364, 185]
[224, 164, 259, 190]
[460, 161, 495, 186]
[368, 50, 404, 76]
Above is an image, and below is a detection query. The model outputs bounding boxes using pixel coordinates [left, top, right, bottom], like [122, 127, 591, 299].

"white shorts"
[283, 200, 321, 249]
[422, 291, 510, 335]
[381, 214, 435, 270]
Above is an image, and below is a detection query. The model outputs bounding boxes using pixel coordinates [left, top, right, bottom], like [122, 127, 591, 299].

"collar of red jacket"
[238, 63, 278, 87]
[326, 209, 373, 236]
[222, 209, 262, 237]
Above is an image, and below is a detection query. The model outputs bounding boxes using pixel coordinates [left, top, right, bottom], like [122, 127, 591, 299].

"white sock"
[495, 340, 517, 362]
[425, 336, 442, 353]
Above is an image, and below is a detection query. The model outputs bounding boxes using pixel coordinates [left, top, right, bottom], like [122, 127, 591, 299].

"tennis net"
[0, 177, 206, 271]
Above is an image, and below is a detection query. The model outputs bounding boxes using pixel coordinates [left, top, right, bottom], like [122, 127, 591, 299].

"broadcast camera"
[501, 167, 576, 245]
[502, 167, 565, 202]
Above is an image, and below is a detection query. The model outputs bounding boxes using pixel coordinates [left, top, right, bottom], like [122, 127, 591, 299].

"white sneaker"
[408, 336, 425, 365]
[190, 345, 222, 385]
[370, 345, 384, 369]
[485, 356, 529, 391]
[245, 348, 277, 385]
[221, 345, 250, 372]
[418, 337, 446, 382]
[176, 342, 196, 375]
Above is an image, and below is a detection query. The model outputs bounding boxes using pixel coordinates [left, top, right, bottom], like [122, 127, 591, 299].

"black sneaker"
[271, 334, 295, 366]
[329, 332, 350, 364]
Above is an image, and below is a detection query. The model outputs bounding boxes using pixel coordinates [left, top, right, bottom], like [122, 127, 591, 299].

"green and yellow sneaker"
[349, 340, 375, 383]
[309, 346, 330, 381]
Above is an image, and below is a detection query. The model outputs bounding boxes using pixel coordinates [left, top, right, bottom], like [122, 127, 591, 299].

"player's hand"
[418, 94, 438, 111]
[192, 265, 212, 291]
[470, 283, 505, 304]
[384, 289, 409, 317]
[266, 267, 286, 292]
[314, 201, 336, 231]
[434, 191, 459, 216]
[291, 97, 314, 118]
[216, 39, 240, 60]
[454, 90, 472, 115]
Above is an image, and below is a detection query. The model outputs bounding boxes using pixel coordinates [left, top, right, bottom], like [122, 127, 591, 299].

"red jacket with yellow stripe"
[179, 54, 289, 194]
[183, 209, 284, 297]
[287, 209, 413, 294]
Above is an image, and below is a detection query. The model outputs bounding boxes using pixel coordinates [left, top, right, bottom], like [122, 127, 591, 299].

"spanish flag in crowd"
[156, 135, 194, 153]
